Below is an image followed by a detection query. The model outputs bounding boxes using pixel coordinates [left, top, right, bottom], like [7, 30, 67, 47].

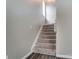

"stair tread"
[41, 30, 54, 32]
[41, 35, 56, 37]
[40, 34, 56, 36]
[35, 43, 56, 49]
[36, 42, 56, 44]
[37, 39, 56, 43]
[38, 38, 56, 40]
[42, 32, 56, 35]
[42, 29, 54, 30]
[33, 47, 56, 56]
[43, 25, 54, 27]
[43, 27, 54, 29]
[42, 32, 56, 33]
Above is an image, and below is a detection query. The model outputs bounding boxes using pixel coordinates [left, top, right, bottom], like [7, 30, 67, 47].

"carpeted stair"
[33, 24, 56, 55]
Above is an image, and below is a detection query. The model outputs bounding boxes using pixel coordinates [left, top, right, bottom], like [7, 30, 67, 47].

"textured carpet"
[33, 24, 56, 55]
[26, 53, 69, 59]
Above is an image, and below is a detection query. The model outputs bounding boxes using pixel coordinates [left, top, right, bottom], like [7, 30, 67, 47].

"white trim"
[31, 25, 43, 52]
[21, 25, 43, 59]
[21, 51, 33, 59]
[56, 54, 72, 59]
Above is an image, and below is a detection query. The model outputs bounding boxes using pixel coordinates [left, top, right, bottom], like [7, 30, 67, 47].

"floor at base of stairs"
[26, 53, 70, 59]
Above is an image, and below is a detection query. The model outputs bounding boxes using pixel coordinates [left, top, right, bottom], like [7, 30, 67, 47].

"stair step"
[41, 35, 56, 39]
[42, 28, 54, 30]
[43, 27, 54, 29]
[42, 32, 56, 35]
[41, 29, 54, 32]
[35, 43, 56, 49]
[42, 31, 56, 33]
[36, 42, 56, 45]
[38, 38, 56, 40]
[39, 34, 56, 37]
[37, 39, 56, 44]
[33, 48, 56, 56]
[40, 34, 56, 36]
[43, 25, 54, 27]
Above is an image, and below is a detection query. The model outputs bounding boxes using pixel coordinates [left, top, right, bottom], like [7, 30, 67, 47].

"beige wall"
[56, 0, 72, 56]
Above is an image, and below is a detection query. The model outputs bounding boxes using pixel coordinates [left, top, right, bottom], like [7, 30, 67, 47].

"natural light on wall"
[42, 0, 56, 24]
[31, 0, 56, 24]
[42, 0, 45, 17]
[46, 5, 56, 24]
[31, 0, 55, 5]
[45, 0, 55, 4]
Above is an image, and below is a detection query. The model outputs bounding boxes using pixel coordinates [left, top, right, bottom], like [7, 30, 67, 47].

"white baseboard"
[31, 25, 43, 51]
[21, 51, 33, 59]
[56, 54, 72, 59]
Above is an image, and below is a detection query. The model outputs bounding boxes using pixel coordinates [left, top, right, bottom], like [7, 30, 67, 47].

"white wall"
[6, 0, 44, 59]
[56, 0, 72, 57]
[42, 1, 56, 24]
[46, 5, 56, 24]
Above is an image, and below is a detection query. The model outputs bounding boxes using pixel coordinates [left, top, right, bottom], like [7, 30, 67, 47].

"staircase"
[26, 53, 68, 59]
[33, 24, 56, 56]
[25, 24, 70, 59]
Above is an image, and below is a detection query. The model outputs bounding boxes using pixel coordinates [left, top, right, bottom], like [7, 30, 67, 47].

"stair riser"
[43, 25, 54, 27]
[43, 27, 54, 29]
[35, 46, 56, 50]
[42, 32, 56, 35]
[41, 36, 56, 39]
[42, 30, 54, 32]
